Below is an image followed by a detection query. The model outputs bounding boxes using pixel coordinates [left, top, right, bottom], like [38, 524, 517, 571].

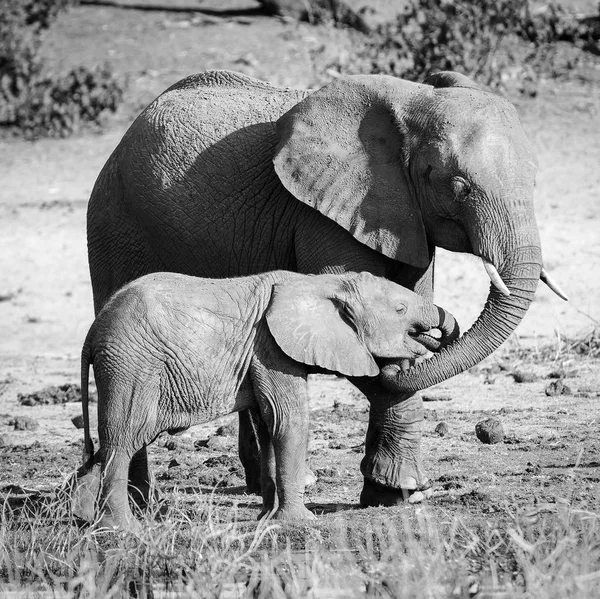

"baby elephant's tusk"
[540, 267, 569, 301]
[482, 260, 511, 296]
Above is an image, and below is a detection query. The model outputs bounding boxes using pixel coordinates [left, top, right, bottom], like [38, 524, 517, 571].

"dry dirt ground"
[0, 0, 599, 562]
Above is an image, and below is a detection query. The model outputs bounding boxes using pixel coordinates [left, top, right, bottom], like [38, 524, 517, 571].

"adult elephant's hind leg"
[98, 447, 141, 532]
[256, 414, 277, 519]
[128, 445, 153, 513]
[238, 408, 263, 495]
[352, 378, 433, 506]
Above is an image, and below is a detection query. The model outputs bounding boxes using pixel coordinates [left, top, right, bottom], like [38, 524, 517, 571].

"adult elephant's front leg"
[352, 377, 431, 506]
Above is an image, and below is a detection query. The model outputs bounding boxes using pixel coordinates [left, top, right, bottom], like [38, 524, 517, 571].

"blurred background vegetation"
[0, 0, 122, 138]
[0, 0, 598, 138]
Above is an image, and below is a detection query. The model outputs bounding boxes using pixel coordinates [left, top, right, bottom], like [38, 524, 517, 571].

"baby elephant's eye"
[395, 304, 407, 315]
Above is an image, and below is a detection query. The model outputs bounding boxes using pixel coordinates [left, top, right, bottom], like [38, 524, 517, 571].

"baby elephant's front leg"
[271, 403, 313, 520]
[250, 349, 315, 521]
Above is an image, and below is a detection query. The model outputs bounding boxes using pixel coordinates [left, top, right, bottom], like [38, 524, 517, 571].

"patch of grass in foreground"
[0, 484, 599, 597]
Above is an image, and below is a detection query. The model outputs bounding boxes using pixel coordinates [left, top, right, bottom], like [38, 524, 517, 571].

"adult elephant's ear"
[423, 71, 482, 90]
[265, 276, 379, 378]
[273, 75, 429, 269]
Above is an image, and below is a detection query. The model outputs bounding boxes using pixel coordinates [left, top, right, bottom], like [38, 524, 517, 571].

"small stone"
[164, 439, 177, 451]
[315, 467, 341, 478]
[71, 412, 97, 429]
[203, 454, 239, 470]
[547, 369, 576, 379]
[215, 422, 237, 437]
[10, 416, 39, 431]
[194, 439, 209, 450]
[483, 373, 496, 385]
[510, 371, 538, 383]
[71, 414, 84, 429]
[545, 380, 572, 396]
[475, 418, 504, 444]
[525, 461, 541, 474]
[434, 422, 449, 437]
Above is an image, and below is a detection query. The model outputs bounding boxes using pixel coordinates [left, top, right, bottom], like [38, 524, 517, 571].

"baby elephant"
[77, 271, 459, 531]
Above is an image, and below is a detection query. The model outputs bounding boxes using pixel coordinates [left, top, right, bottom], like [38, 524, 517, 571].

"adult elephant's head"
[273, 71, 567, 390]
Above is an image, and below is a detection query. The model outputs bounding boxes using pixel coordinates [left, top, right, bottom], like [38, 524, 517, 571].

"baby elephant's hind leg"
[99, 446, 141, 532]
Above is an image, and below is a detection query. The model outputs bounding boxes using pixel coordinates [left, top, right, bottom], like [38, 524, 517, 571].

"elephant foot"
[303, 467, 317, 489]
[248, 467, 317, 496]
[360, 478, 432, 507]
[68, 464, 101, 523]
[259, 505, 315, 521]
[97, 513, 143, 535]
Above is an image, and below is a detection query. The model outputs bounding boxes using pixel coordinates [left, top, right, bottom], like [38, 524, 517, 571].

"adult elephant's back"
[87, 71, 308, 313]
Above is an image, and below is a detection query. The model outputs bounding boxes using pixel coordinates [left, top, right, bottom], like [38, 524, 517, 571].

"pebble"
[545, 380, 572, 396]
[10, 416, 39, 431]
[475, 418, 504, 444]
[164, 439, 177, 451]
[435, 422, 449, 437]
[71, 412, 97, 429]
[215, 422, 237, 437]
[510, 371, 538, 383]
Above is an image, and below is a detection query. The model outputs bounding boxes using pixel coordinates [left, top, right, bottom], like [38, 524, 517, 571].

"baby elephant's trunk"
[412, 304, 460, 353]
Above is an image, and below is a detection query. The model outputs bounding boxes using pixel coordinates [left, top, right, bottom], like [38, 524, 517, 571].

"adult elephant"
[87, 70, 566, 507]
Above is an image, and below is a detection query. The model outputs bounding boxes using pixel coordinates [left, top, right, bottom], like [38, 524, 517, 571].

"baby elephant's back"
[90, 273, 269, 410]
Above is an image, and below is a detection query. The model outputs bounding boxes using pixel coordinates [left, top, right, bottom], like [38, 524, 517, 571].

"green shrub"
[0, 0, 123, 138]
[16, 66, 124, 138]
[320, 0, 599, 93]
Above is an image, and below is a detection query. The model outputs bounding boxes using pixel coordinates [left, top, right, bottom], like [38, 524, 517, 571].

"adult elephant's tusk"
[540, 267, 569, 301]
[482, 259, 511, 296]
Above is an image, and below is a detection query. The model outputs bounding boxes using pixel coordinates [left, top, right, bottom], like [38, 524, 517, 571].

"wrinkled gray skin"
[87, 70, 566, 508]
[77, 271, 459, 531]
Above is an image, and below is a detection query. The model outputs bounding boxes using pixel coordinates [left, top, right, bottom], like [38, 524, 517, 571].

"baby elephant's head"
[335, 272, 459, 360]
[266, 272, 460, 378]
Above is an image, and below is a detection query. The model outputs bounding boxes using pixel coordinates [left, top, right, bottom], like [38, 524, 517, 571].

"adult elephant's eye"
[452, 176, 471, 199]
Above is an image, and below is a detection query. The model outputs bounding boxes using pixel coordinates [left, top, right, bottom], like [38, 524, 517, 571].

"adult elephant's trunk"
[383, 244, 542, 392]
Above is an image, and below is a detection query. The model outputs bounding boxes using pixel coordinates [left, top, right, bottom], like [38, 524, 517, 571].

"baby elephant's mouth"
[410, 328, 444, 353]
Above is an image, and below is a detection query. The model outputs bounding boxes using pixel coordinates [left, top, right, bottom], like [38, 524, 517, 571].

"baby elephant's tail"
[80, 339, 95, 472]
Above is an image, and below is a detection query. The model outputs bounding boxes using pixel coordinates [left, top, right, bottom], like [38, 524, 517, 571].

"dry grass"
[1, 480, 599, 598]
[499, 326, 600, 364]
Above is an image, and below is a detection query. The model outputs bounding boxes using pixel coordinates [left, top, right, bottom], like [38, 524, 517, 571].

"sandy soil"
[0, 1, 599, 534]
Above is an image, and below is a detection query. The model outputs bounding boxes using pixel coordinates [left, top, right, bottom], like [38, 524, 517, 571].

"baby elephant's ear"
[265, 277, 379, 378]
